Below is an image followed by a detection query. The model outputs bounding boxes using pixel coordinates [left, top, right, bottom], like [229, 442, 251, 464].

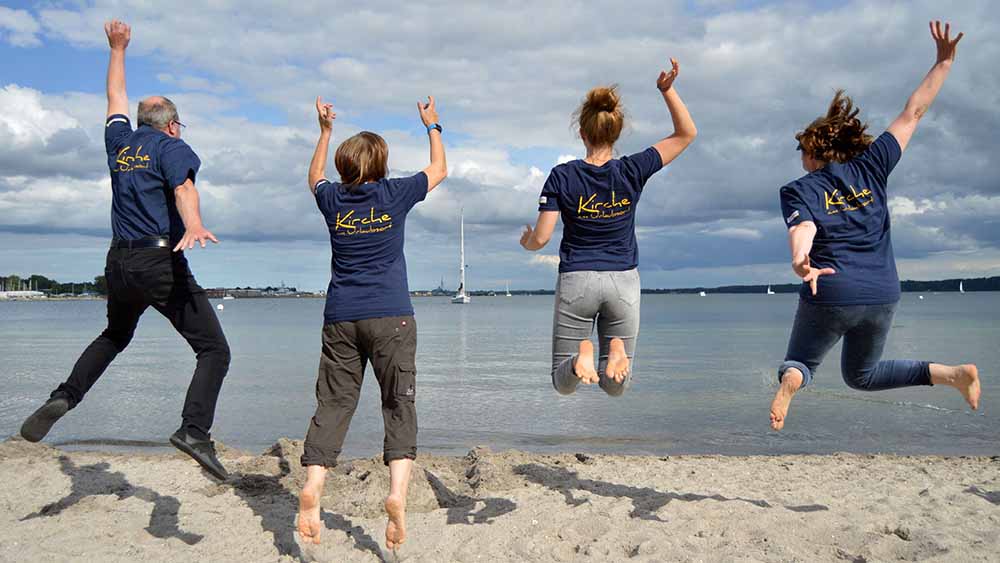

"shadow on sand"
[229, 451, 383, 562]
[514, 463, 826, 521]
[965, 485, 1000, 505]
[424, 469, 517, 525]
[22, 455, 203, 545]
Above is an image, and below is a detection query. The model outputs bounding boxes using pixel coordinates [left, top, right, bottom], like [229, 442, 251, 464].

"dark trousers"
[301, 316, 417, 467]
[52, 247, 231, 439]
[779, 300, 931, 390]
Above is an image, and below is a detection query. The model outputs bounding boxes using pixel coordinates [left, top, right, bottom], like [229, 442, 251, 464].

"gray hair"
[137, 96, 179, 129]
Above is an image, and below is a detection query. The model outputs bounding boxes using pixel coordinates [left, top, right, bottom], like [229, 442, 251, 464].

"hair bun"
[587, 87, 620, 113]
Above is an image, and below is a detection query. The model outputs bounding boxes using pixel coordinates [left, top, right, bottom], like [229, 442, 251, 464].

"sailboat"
[505, 281, 512, 297]
[959, 281, 965, 294]
[766, 285, 775, 295]
[451, 209, 471, 304]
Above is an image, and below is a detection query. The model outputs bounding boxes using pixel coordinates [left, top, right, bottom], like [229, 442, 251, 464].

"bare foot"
[605, 338, 630, 384]
[574, 340, 599, 384]
[384, 493, 407, 551]
[297, 485, 323, 545]
[770, 368, 803, 431]
[955, 364, 981, 410]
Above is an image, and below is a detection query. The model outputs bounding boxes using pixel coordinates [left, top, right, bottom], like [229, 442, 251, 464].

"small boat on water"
[766, 285, 775, 295]
[959, 281, 965, 294]
[699, 291, 707, 297]
[505, 281, 512, 297]
[223, 295, 235, 300]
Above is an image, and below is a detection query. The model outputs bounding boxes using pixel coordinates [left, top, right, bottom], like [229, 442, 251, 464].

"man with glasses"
[20, 20, 232, 481]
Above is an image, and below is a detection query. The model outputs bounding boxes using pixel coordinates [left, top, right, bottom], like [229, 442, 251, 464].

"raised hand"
[656, 58, 680, 92]
[315, 96, 335, 132]
[104, 19, 131, 51]
[417, 96, 439, 127]
[792, 255, 835, 296]
[930, 20, 963, 65]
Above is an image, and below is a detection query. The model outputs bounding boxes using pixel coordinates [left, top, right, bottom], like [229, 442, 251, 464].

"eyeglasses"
[171, 120, 186, 129]
[795, 142, 803, 151]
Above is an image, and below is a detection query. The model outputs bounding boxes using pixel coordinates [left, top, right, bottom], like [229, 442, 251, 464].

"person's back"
[106, 122, 200, 243]
[543, 149, 660, 272]
[315, 173, 426, 323]
[781, 131, 901, 305]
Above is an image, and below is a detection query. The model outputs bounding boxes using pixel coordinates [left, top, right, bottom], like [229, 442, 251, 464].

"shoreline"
[3, 437, 998, 562]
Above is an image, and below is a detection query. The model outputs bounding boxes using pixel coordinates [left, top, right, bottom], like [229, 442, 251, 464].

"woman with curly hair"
[770, 21, 980, 430]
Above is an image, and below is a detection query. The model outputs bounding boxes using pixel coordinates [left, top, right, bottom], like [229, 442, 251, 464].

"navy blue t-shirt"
[104, 114, 201, 242]
[314, 173, 428, 324]
[538, 147, 662, 272]
[779, 132, 902, 305]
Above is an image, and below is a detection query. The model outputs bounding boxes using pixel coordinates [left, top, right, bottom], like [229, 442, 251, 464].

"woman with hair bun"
[770, 21, 980, 430]
[520, 59, 697, 396]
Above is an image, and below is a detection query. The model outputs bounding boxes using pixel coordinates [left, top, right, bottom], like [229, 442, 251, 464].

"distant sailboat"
[699, 291, 707, 297]
[766, 285, 775, 295]
[959, 281, 965, 294]
[452, 209, 471, 304]
[505, 280, 512, 297]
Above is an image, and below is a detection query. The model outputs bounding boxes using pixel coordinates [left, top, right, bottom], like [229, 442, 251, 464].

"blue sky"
[2, 0, 999, 292]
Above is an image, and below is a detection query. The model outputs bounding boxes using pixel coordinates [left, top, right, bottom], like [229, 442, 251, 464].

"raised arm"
[308, 96, 336, 193]
[520, 212, 559, 251]
[887, 20, 963, 152]
[173, 178, 219, 252]
[104, 20, 130, 118]
[651, 58, 698, 167]
[417, 96, 447, 191]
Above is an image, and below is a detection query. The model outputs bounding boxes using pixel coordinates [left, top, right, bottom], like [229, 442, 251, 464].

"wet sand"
[1, 438, 997, 562]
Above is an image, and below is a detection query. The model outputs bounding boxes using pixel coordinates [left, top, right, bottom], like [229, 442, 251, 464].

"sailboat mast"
[459, 210, 466, 291]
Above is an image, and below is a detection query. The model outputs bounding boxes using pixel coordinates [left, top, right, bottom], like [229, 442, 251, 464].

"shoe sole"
[169, 435, 229, 481]
[20, 400, 68, 442]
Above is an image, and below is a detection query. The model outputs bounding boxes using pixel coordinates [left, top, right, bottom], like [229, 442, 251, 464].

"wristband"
[426, 123, 443, 134]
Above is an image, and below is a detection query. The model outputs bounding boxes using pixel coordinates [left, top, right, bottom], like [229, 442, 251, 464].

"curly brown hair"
[795, 90, 874, 163]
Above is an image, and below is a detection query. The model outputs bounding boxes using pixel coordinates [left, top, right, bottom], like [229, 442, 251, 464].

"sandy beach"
[0, 438, 997, 562]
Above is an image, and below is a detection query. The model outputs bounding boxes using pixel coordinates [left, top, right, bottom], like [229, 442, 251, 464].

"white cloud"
[0, 7, 41, 47]
[530, 254, 560, 269]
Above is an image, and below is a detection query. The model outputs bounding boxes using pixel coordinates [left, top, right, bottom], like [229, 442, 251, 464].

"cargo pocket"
[557, 271, 589, 305]
[394, 360, 416, 402]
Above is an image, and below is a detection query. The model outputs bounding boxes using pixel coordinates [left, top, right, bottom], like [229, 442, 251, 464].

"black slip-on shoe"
[20, 397, 70, 442]
[169, 430, 230, 481]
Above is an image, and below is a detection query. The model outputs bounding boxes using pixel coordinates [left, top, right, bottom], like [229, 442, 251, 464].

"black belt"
[110, 237, 171, 249]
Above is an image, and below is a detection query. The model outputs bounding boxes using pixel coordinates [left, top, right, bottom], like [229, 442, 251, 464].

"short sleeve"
[159, 138, 201, 189]
[313, 179, 334, 213]
[779, 185, 814, 228]
[620, 147, 664, 191]
[387, 172, 428, 211]
[854, 132, 902, 185]
[104, 114, 133, 156]
[538, 171, 561, 212]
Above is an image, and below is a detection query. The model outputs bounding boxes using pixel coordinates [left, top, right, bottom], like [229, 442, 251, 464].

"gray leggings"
[550, 269, 641, 396]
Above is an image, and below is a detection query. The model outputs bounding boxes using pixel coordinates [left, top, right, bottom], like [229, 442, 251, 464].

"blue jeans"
[779, 300, 931, 390]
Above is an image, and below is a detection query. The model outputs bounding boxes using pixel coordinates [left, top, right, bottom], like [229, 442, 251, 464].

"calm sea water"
[1, 293, 996, 457]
